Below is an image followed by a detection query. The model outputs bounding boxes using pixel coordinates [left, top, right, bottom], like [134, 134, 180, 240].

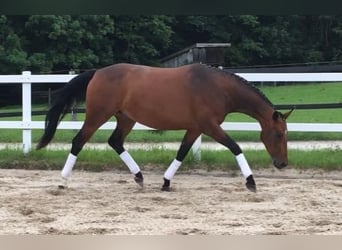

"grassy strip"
[0, 148, 341, 171]
[262, 82, 342, 105]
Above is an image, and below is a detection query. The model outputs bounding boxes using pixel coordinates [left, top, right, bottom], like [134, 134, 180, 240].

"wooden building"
[160, 43, 231, 68]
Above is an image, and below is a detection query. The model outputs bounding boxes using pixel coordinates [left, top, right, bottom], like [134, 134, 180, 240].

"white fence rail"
[1, 71, 342, 155]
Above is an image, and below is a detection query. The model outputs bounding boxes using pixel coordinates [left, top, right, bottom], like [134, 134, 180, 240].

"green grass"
[263, 82, 342, 104]
[1, 82, 342, 143]
[0, 148, 341, 171]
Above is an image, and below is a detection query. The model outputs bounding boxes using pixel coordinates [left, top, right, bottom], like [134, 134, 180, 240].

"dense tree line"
[1, 15, 342, 75]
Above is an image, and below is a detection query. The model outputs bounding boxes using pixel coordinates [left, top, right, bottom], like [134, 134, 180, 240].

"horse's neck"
[231, 88, 274, 129]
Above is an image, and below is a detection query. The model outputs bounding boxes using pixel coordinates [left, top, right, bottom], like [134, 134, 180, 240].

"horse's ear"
[283, 108, 295, 120]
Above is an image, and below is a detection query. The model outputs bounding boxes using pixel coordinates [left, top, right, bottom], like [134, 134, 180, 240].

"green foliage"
[1, 15, 342, 74]
[112, 15, 173, 65]
[24, 15, 115, 72]
[0, 15, 29, 73]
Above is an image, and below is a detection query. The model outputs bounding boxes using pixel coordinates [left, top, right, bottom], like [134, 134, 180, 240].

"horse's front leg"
[203, 125, 257, 192]
[162, 130, 201, 191]
[222, 137, 257, 192]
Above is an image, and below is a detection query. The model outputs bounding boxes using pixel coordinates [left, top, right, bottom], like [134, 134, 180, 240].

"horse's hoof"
[246, 183, 257, 192]
[134, 172, 144, 188]
[246, 175, 257, 193]
[161, 186, 172, 192]
[134, 177, 144, 188]
[58, 178, 68, 189]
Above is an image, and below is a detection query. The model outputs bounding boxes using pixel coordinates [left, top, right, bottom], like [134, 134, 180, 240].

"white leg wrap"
[119, 151, 141, 175]
[61, 153, 77, 179]
[164, 159, 182, 180]
[235, 153, 253, 178]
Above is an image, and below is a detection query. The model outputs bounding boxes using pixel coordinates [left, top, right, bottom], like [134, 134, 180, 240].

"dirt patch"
[0, 168, 341, 235]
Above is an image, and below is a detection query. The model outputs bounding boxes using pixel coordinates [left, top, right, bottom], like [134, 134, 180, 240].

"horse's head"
[260, 109, 294, 169]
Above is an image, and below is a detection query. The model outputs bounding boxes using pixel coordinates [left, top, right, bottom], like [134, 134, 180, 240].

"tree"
[166, 15, 213, 52]
[2, 15, 342, 73]
[0, 15, 29, 74]
[23, 15, 115, 73]
[112, 15, 173, 65]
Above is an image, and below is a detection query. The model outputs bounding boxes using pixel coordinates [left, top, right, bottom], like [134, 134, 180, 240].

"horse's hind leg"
[162, 129, 201, 191]
[108, 114, 143, 187]
[202, 124, 256, 192]
[59, 115, 110, 188]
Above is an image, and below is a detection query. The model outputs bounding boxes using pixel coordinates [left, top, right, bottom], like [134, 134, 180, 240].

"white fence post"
[22, 71, 32, 154]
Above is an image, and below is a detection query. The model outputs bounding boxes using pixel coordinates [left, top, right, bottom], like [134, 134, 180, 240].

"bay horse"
[37, 63, 293, 192]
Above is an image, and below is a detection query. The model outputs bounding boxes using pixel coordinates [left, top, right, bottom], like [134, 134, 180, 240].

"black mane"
[203, 64, 274, 108]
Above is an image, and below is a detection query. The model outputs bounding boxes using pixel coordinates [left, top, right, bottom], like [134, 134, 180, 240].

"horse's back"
[87, 63, 227, 130]
[99, 63, 192, 82]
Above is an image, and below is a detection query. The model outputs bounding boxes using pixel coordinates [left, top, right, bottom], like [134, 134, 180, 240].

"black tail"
[37, 70, 96, 149]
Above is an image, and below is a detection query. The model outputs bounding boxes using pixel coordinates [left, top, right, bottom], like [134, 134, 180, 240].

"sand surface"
[0, 168, 341, 235]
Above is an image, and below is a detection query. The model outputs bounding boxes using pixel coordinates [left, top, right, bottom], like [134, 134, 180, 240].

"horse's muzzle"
[273, 158, 288, 169]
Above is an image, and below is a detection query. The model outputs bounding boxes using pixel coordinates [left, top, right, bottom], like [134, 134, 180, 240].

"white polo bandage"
[164, 159, 182, 180]
[235, 153, 253, 178]
[61, 153, 77, 179]
[119, 151, 141, 175]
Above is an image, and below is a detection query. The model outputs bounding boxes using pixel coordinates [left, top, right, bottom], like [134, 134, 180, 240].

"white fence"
[1, 71, 342, 155]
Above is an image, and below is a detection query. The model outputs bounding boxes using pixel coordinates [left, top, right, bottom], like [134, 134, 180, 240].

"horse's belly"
[124, 106, 194, 130]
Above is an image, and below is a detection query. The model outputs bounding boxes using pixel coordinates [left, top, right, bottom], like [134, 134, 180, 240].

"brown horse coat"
[37, 63, 292, 191]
